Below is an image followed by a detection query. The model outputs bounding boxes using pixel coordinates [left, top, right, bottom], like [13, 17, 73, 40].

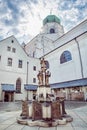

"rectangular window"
[8, 58, 12, 66]
[33, 78, 36, 83]
[12, 48, 16, 53]
[0, 56, 1, 61]
[18, 60, 22, 68]
[7, 46, 11, 51]
[33, 66, 36, 71]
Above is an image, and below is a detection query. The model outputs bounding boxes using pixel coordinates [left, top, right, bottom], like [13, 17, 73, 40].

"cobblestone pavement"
[0, 101, 87, 130]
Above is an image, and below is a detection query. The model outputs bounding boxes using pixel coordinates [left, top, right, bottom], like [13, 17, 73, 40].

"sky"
[0, 0, 87, 44]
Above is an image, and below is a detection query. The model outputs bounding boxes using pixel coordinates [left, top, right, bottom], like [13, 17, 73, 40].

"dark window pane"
[7, 46, 11, 51]
[33, 78, 36, 83]
[18, 60, 22, 68]
[0, 56, 1, 61]
[50, 28, 55, 33]
[12, 48, 16, 53]
[33, 66, 36, 71]
[60, 51, 72, 64]
[8, 58, 12, 66]
[11, 40, 14, 43]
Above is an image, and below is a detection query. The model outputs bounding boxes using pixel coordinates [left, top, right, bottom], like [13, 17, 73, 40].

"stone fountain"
[17, 58, 73, 127]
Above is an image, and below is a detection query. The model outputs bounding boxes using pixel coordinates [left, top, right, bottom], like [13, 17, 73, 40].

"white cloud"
[0, 0, 87, 44]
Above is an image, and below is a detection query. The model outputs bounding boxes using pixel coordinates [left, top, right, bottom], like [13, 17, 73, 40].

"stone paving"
[0, 101, 87, 130]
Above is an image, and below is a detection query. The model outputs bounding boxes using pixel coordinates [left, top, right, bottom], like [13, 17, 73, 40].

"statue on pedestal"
[37, 58, 51, 87]
[37, 71, 43, 86]
[18, 57, 73, 127]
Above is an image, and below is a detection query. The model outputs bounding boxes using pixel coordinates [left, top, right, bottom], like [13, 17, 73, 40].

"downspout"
[75, 38, 84, 78]
[26, 61, 29, 100]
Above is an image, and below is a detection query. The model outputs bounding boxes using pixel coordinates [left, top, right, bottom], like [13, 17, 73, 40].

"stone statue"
[37, 71, 43, 86]
[38, 58, 51, 86]
[45, 71, 51, 85]
[40, 58, 47, 72]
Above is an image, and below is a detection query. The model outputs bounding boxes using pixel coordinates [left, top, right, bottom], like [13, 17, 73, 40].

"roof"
[24, 78, 87, 91]
[50, 78, 87, 89]
[2, 84, 15, 92]
[24, 84, 37, 91]
[42, 31, 87, 58]
[43, 15, 60, 25]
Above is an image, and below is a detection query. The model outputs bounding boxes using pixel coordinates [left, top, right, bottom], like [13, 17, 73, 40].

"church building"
[0, 14, 87, 101]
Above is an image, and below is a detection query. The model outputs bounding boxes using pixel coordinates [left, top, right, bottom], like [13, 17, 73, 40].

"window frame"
[0, 55, 1, 61]
[33, 78, 36, 83]
[33, 66, 36, 71]
[7, 46, 11, 51]
[16, 78, 21, 93]
[60, 50, 72, 64]
[18, 60, 23, 68]
[50, 28, 55, 33]
[12, 48, 16, 53]
[8, 58, 12, 66]
[11, 40, 14, 43]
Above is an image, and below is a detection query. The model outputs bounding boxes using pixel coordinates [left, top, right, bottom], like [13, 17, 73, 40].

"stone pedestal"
[21, 100, 29, 118]
[42, 102, 51, 119]
[32, 101, 42, 120]
[51, 101, 61, 119]
[37, 86, 51, 102]
[17, 100, 73, 127]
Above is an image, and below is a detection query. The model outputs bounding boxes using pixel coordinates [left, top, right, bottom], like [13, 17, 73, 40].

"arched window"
[16, 78, 21, 93]
[45, 60, 49, 69]
[60, 51, 72, 64]
[50, 28, 55, 33]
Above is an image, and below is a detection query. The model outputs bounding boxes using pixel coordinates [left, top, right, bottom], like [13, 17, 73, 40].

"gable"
[0, 35, 28, 58]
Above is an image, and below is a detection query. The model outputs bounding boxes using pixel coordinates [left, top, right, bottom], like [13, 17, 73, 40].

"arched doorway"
[16, 78, 21, 93]
[4, 92, 14, 102]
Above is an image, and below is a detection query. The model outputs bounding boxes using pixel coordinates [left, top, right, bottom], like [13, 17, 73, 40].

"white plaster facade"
[0, 36, 40, 101]
[44, 32, 87, 83]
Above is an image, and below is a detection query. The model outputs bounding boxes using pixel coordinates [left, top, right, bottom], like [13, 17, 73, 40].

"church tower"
[25, 14, 65, 58]
[42, 15, 64, 40]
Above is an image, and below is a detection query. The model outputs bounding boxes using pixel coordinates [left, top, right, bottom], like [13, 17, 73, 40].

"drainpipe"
[75, 38, 84, 78]
[26, 61, 29, 100]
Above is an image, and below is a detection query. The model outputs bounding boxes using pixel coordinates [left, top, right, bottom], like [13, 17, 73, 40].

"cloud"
[0, 0, 87, 43]
[57, 0, 87, 32]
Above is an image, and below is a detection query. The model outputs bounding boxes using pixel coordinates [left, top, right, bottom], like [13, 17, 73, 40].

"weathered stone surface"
[21, 100, 29, 118]
[32, 101, 42, 120]
[58, 118, 66, 125]
[51, 101, 61, 119]
[17, 117, 67, 127]
[42, 102, 51, 119]
[62, 114, 73, 122]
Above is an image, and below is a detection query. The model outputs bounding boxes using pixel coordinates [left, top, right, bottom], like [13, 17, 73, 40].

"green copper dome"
[43, 15, 60, 25]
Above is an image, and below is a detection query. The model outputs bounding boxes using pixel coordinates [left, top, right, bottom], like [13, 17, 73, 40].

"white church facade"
[0, 15, 87, 101]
